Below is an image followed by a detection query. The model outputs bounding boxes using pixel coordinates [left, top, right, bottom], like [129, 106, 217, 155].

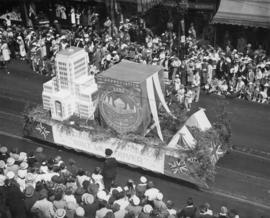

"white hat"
[156, 192, 163, 201]
[143, 204, 153, 214]
[226, 57, 231, 63]
[82, 193, 94, 205]
[116, 186, 123, 192]
[19, 152, 27, 162]
[17, 170, 27, 179]
[20, 162, 28, 170]
[55, 208, 66, 218]
[6, 158, 15, 166]
[6, 171, 15, 180]
[140, 176, 147, 184]
[97, 190, 107, 200]
[76, 207, 85, 217]
[0, 175, 6, 186]
[132, 196, 140, 206]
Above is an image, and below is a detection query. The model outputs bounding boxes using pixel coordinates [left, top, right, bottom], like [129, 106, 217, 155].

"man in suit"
[102, 148, 118, 191]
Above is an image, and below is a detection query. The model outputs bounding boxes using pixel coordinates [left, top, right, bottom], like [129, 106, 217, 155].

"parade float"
[23, 47, 232, 188]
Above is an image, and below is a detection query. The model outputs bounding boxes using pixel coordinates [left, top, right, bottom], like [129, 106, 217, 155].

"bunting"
[146, 76, 164, 141]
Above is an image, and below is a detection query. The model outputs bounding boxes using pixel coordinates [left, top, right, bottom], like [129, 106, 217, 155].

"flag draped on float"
[146, 71, 174, 141]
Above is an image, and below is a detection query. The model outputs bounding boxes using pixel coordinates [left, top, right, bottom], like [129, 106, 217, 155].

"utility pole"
[176, 0, 188, 59]
[110, 0, 116, 37]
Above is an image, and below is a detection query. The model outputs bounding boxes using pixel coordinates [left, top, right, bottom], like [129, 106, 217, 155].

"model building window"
[55, 101, 63, 117]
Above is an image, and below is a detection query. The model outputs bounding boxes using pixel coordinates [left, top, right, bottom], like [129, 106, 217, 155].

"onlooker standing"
[102, 148, 118, 191]
[193, 71, 201, 102]
[177, 197, 197, 218]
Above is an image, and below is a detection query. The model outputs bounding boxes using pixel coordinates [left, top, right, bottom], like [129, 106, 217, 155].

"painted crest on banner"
[99, 85, 143, 134]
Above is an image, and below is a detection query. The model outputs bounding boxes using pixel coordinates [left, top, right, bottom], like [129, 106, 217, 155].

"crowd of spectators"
[0, 5, 269, 107]
[0, 145, 241, 218]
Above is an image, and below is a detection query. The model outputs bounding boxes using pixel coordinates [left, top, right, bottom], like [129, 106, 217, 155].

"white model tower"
[42, 47, 98, 121]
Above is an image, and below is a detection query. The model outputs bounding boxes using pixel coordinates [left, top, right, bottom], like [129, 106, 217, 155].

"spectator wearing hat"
[91, 166, 104, 191]
[138, 204, 153, 218]
[96, 200, 112, 218]
[5, 157, 19, 174]
[0, 146, 9, 161]
[217, 206, 228, 218]
[24, 185, 40, 217]
[55, 208, 67, 218]
[31, 189, 55, 218]
[203, 203, 213, 216]
[64, 186, 77, 204]
[27, 151, 37, 168]
[193, 70, 201, 102]
[126, 196, 142, 217]
[114, 190, 129, 210]
[136, 176, 148, 199]
[66, 201, 78, 218]
[153, 192, 167, 213]
[196, 204, 213, 218]
[53, 189, 67, 210]
[76, 169, 90, 188]
[81, 193, 99, 218]
[5, 177, 27, 218]
[75, 206, 86, 218]
[112, 202, 126, 218]
[16, 169, 27, 192]
[177, 197, 197, 218]
[144, 181, 160, 202]
[35, 147, 47, 165]
[102, 148, 118, 191]
[166, 200, 177, 218]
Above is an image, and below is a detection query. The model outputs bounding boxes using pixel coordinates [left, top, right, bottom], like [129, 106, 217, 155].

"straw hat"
[55, 208, 66, 218]
[143, 204, 153, 214]
[6, 158, 15, 166]
[6, 171, 15, 180]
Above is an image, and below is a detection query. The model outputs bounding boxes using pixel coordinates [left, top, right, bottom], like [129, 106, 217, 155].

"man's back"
[103, 157, 117, 179]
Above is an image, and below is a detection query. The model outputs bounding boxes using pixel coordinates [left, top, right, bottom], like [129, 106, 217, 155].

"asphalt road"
[1, 61, 270, 217]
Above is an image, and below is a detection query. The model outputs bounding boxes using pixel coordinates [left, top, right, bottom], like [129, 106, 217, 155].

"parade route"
[1, 62, 270, 217]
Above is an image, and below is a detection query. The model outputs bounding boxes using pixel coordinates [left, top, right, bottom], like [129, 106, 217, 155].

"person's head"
[39, 189, 48, 200]
[94, 166, 101, 174]
[54, 189, 64, 201]
[147, 181, 154, 189]
[105, 148, 113, 157]
[77, 169, 85, 176]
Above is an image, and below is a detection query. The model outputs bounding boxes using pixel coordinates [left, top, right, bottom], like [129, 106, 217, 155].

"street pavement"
[0, 61, 270, 217]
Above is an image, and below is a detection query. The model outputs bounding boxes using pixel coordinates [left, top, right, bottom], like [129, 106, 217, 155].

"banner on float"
[52, 124, 165, 173]
[27, 119, 207, 188]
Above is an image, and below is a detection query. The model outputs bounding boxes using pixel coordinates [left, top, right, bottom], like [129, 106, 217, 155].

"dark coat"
[82, 200, 99, 218]
[177, 205, 197, 218]
[102, 157, 117, 179]
[6, 184, 27, 218]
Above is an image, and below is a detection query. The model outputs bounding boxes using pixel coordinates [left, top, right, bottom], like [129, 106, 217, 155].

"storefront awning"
[212, 0, 270, 29]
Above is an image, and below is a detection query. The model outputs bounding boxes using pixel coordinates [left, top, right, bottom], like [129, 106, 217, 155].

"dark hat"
[75, 187, 85, 195]
[105, 148, 113, 156]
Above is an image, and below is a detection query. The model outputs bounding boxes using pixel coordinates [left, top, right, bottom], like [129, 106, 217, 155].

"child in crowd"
[184, 88, 194, 111]
[176, 84, 185, 104]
